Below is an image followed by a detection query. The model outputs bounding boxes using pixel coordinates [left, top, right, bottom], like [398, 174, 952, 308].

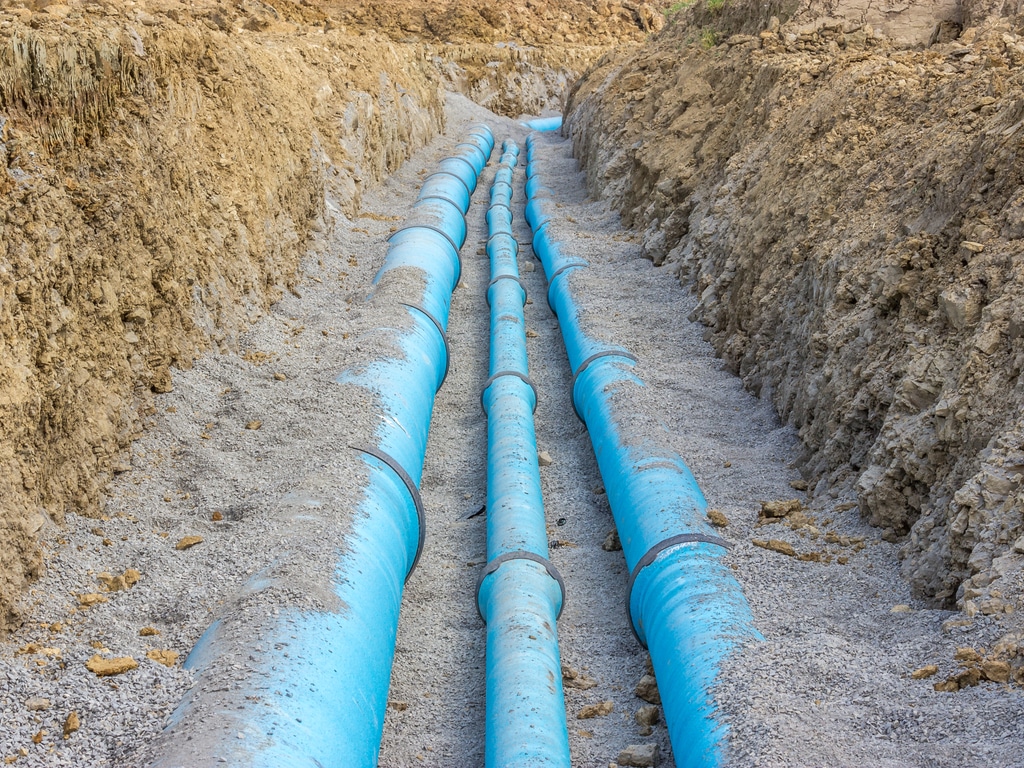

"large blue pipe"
[477, 140, 571, 768]
[149, 125, 494, 768]
[523, 133, 760, 768]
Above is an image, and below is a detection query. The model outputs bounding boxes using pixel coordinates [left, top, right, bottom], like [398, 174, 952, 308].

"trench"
[4, 12, 1023, 768]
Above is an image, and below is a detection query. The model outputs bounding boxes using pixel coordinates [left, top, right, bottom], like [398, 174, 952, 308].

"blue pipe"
[149, 125, 494, 768]
[477, 139, 571, 768]
[522, 116, 563, 132]
[523, 133, 760, 768]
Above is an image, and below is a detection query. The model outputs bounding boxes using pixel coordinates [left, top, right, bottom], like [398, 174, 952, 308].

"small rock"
[602, 530, 622, 551]
[759, 499, 803, 520]
[139, 627, 160, 637]
[175, 536, 204, 550]
[635, 705, 660, 736]
[245, 420, 263, 430]
[86, 655, 138, 677]
[562, 665, 598, 690]
[522, 261, 535, 273]
[954, 647, 981, 663]
[981, 660, 1011, 683]
[538, 450, 553, 466]
[526, 329, 539, 338]
[890, 604, 912, 614]
[910, 665, 938, 679]
[146, 649, 180, 668]
[789, 479, 809, 491]
[211, 511, 223, 521]
[273, 372, 287, 381]
[752, 538, 796, 557]
[31, 731, 43, 744]
[388, 701, 408, 711]
[25, 697, 50, 711]
[635, 674, 660, 705]
[577, 700, 614, 719]
[707, 509, 729, 528]
[618, 743, 660, 767]
[63, 712, 80, 739]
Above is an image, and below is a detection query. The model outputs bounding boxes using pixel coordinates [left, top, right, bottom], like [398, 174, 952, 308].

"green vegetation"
[700, 27, 719, 47]
[705, 0, 726, 12]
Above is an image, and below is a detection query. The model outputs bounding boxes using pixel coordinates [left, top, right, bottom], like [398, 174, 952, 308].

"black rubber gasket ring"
[486, 231, 519, 251]
[351, 444, 426, 582]
[476, 550, 566, 622]
[421, 170, 472, 200]
[544, 261, 588, 316]
[479, 370, 538, 414]
[455, 141, 487, 162]
[568, 350, 639, 424]
[399, 302, 451, 391]
[625, 533, 733, 647]
[387, 223, 463, 279]
[485, 274, 527, 307]
[442, 154, 480, 186]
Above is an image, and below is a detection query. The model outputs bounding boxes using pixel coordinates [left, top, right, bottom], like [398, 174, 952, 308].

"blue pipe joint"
[418, 171, 472, 213]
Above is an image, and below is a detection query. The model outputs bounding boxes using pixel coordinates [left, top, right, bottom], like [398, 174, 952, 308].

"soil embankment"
[566, 0, 1024, 622]
[0, 0, 656, 631]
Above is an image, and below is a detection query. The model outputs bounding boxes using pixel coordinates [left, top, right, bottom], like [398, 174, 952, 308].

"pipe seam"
[475, 550, 566, 622]
[569, 350, 640, 423]
[388, 224, 463, 277]
[486, 274, 528, 306]
[544, 261, 588, 315]
[421, 170, 473, 200]
[350, 444, 427, 581]
[624, 533, 733, 647]
[479, 370, 539, 415]
[399, 303, 452, 391]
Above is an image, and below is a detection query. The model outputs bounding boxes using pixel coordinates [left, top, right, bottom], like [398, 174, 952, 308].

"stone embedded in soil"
[77, 592, 108, 607]
[146, 649, 180, 667]
[618, 743, 660, 767]
[707, 508, 729, 527]
[86, 654, 138, 677]
[789, 479, 809, 491]
[752, 538, 796, 557]
[98, 568, 141, 592]
[63, 712, 80, 739]
[537, 450, 553, 466]
[954, 647, 981, 662]
[635, 705, 660, 736]
[245, 420, 263, 430]
[635, 674, 661, 705]
[911, 665, 938, 679]
[981, 660, 1011, 683]
[562, 665, 598, 690]
[175, 535, 204, 550]
[139, 626, 160, 636]
[577, 700, 614, 719]
[602, 529, 622, 551]
[25, 697, 50, 711]
[760, 499, 803, 520]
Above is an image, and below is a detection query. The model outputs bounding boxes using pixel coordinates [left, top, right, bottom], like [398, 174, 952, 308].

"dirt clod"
[577, 700, 614, 719]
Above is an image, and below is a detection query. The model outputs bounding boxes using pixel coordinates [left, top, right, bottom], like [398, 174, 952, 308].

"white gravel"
[2, 93, 1021, 768]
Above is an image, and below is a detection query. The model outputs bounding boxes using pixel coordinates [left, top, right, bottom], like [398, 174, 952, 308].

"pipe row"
[477, 140, 570, 768]
[149, 125, 494, 768]
[523, 133, 761, 768]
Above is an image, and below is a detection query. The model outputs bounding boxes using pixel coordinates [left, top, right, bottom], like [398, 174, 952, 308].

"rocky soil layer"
[565, 0, 1024, 627]
[0, 0, 658, 632]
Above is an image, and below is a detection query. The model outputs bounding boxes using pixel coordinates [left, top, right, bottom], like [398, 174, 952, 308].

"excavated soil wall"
[0, 0, 657, 631]
[566, 0, 1024, 614]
